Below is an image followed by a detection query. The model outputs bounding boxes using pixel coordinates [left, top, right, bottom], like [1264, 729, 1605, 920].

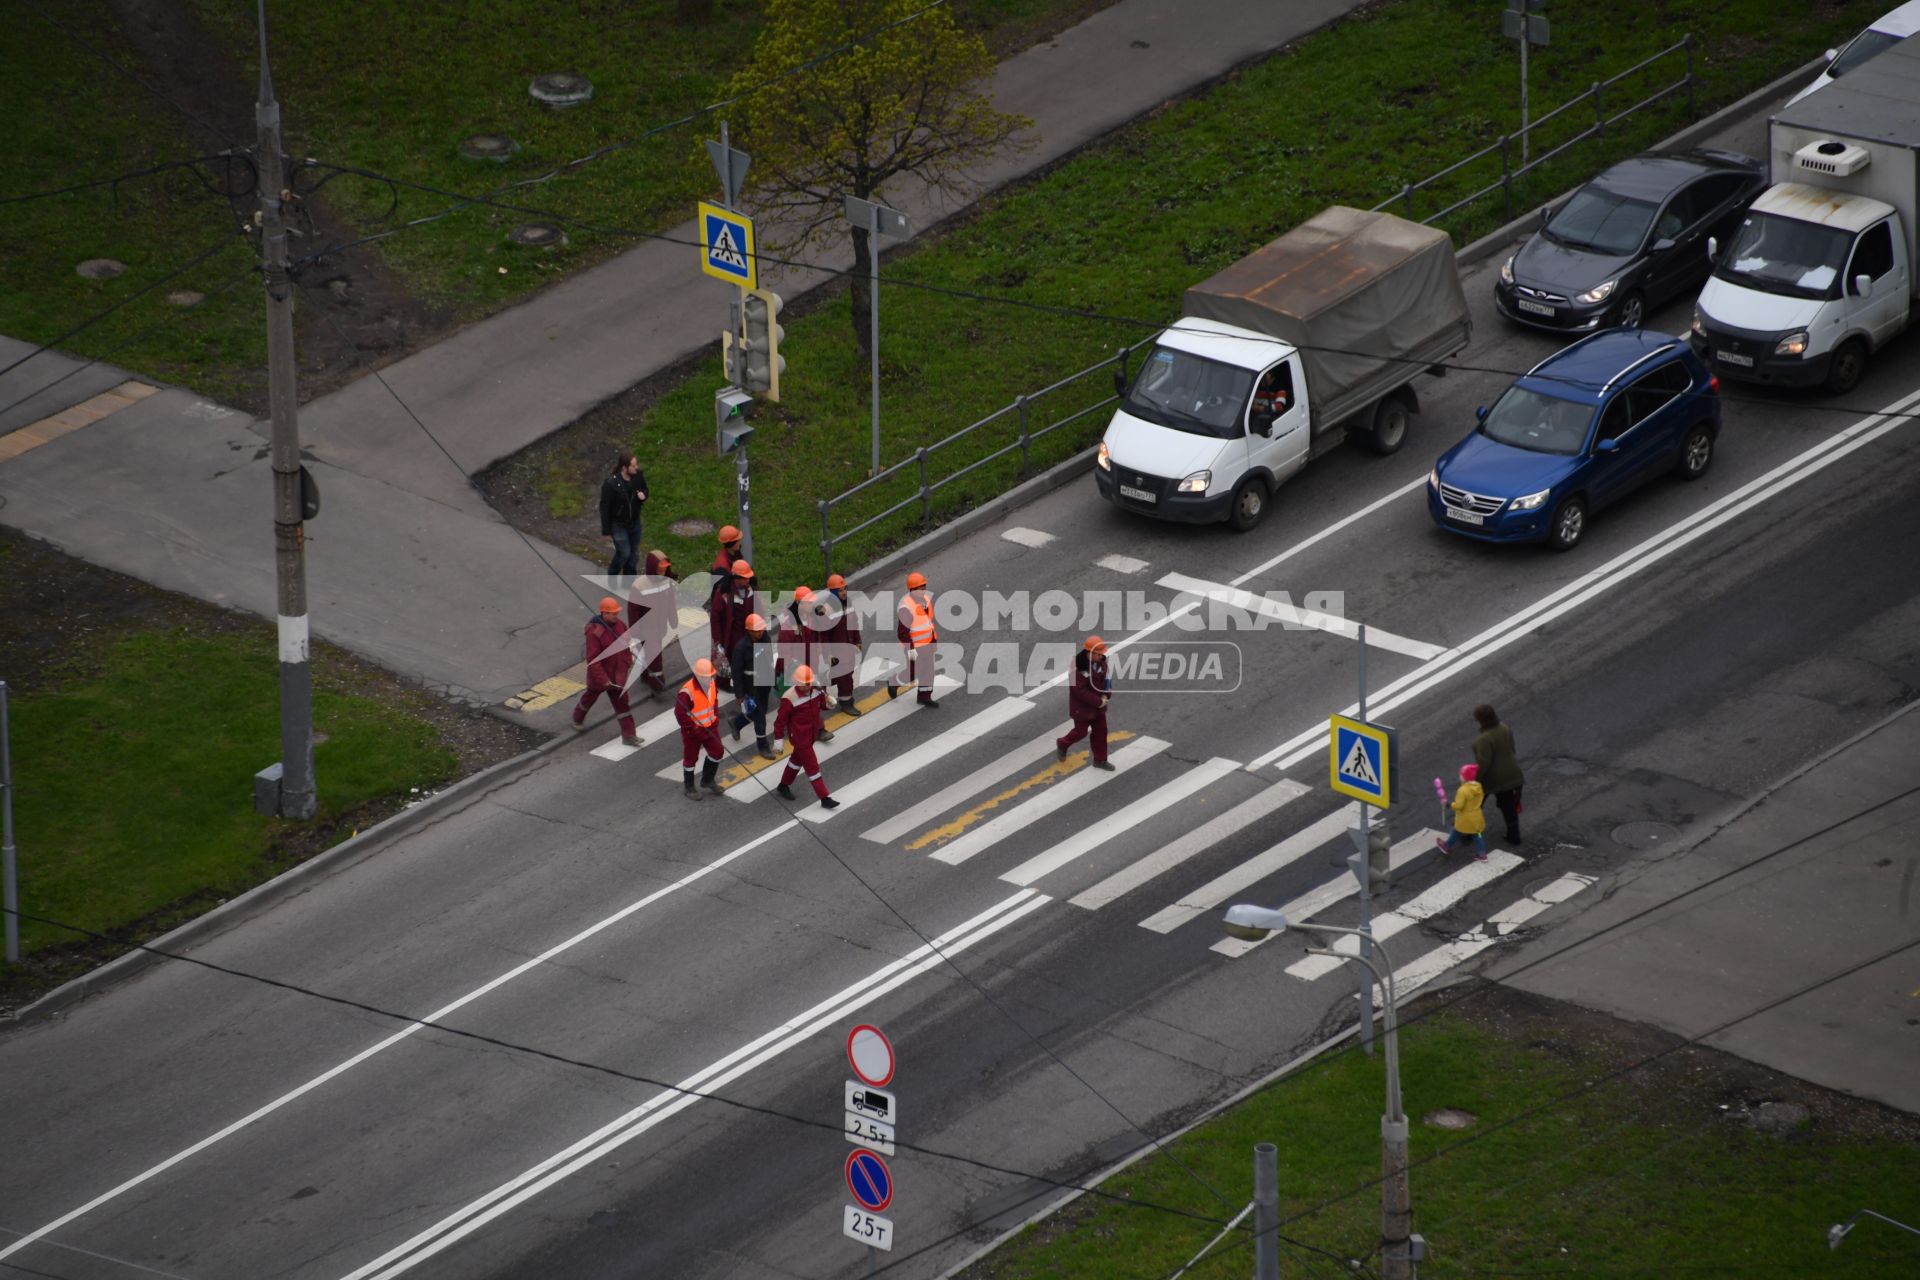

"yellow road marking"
[904, 731, 1138, 851]
[717, 687, 892, 788]
[0, 380, 158, 463]
[511, 675, 585, 711]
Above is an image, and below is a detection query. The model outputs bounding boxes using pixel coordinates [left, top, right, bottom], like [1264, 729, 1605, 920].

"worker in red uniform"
[820, 573, 864, 715]
[888, 570, 939, 708]
[676, 658, 726, 800]
[573, 597, 640, 745]
[1056, 635, 1114, 771]
[773, 664, 840, 809]
[776, 586, 835, 741]
[625, 548, 680, 695]
[709, 524, 744, 577]
[707, 559, 757, 693]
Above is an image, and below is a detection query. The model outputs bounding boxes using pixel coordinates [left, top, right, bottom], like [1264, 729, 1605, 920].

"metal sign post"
[842, 196, 911, 477]
[1502, 1, 1551, 165]
[1356, 627, 1374, 1056]
[1, 681, 17, 963]
[842, 1026, 898, 1262]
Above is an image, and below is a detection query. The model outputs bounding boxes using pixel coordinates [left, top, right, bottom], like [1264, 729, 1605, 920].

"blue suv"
[1428, 330, 1720, 551]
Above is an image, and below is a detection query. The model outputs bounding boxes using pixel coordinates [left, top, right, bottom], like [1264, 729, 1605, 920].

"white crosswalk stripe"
[1207, 828, 1442, 957]
[1159, 572, 1449, 661]
[928, 737, 1170, 867]
[1367, 873, 1597, 1000]
[1069, 777, 1309, 910]
[800, 697, 1035, 822]
[860, 716, 1064, 844]
[1284, 852, 1523, 979]
[1001, 757, 1240, 887]
[1137, 809, 1356, 935]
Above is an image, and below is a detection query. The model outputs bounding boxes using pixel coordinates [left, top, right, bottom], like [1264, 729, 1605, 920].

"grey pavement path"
[1492, 699, 1920, 1115]
[0, 0, 1350, 704]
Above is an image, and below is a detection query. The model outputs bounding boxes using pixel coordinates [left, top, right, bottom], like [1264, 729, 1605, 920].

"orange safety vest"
[905, 592, 936, 648]
[682, 678, 718, 727]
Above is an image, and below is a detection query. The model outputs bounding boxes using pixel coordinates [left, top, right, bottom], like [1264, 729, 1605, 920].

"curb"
[4, 729, 576, 1027]
[1453, 54, 1826, 269]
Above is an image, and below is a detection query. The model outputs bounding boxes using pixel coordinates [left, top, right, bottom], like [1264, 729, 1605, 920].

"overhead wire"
[0, 152, 257, 209]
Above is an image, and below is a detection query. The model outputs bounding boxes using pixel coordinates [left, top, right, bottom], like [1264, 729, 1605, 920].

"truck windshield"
[1712, 211, 1851, 301]
[1829, 29, 1903, 79]
[1481, 387, 1592, 456]
[1545, 187, 1657, 255]
[1124, 345, 1255, 438]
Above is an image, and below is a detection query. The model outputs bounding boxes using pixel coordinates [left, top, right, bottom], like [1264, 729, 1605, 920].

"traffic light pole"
[736, 437, 754, 565]
[1356, 624, 1375, 1057]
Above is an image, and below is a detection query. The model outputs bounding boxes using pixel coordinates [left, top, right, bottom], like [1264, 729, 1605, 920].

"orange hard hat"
[827, 573, 846, 590]
[732, 560, 754, 578]
[694, 658, 716, 678]
[598, 596, 620, 614]
[794, 664, 816, 685]
[745, 613, 767, 633]
[792, 585, 813, 602]
[652, 549, 670, 566]
[906, 571, 928, 589]
[719, 525, 742, 544]
[1084, 635, 1106, 653]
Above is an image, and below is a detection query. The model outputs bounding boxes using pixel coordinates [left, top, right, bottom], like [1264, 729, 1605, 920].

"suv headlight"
[1575, 279, 1617, 305]
[1097, 441, 1112, 471]
[1691, 305, 1704, 337]
[1510, 488, 1552, 512]
[1176, 470, 1210, 494]
[1500, 255, 1515, 285]
[1774, 330, 1810, 357]
[1427, 467, 1440, 490]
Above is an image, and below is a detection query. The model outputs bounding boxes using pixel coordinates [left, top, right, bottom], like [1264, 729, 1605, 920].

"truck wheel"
[1366, 395, 1410, 456]
[1229, 477, 1268, 532]
[1547, 495, 1586, 552]
[1825, 340, 1867, 396]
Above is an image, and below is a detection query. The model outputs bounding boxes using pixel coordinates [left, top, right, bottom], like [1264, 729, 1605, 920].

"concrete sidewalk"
[0, 0, 1347, 704]
[1493, 699, 1920, 1114]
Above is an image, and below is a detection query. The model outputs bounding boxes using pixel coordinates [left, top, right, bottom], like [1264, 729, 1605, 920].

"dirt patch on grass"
[0, 525, 544, 1015]
[104, 0, 456, 414]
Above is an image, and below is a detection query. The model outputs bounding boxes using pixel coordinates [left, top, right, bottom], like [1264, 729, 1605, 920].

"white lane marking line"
[1285, 851, 1522, 979]
[932, 737, 1170, 866]
[1246, 386, 1920, 774]
[1097, 553, 1149, 574]
[1159, 572, 1448, 661]
[1377, 872, 1595, 1000]
[1208, 831, 1438, 957]
[859, 719, 1065, 844]
[1002, 757, 1240, 887]
[801, 697, 1035, 823]
[653, 676, 961, 798]
[338, 890, 1052, 1280]
[1137, 808, 1354, 935]
[0, 818, 803, 1268]
[1070, 777, 1309, 911]
[1002, 526, 1056, 548]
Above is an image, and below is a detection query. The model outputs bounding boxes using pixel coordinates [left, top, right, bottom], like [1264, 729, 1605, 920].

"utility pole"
[252, 0, 315, 820]
[1253, 1142, 1280, 1280]
[2, 682, 18, 963]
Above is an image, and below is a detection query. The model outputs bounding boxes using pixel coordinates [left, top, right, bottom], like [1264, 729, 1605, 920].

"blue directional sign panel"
[845, 1149, 893, 1212]
[1329, 714, 1396, 807]
[698, 201, 757, 289]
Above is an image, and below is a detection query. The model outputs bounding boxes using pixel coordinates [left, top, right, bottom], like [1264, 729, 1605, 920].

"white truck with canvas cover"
[1691, 35, 1919, 393]
[1094, 206, 1472, 531]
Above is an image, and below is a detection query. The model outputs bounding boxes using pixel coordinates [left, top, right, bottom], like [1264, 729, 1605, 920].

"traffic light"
[715, 387, 753, 455]
[721, 293, 745, 385]
[1346, 817, 1392, 895]
[741, 288, 785, 401]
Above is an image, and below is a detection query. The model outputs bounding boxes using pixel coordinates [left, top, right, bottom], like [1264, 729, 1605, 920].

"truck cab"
[1095, 320, 1311, 528]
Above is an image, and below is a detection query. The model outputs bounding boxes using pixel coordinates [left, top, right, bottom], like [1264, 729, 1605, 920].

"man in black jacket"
[728, 613, 778, 760]
[599, 451, 648, 580]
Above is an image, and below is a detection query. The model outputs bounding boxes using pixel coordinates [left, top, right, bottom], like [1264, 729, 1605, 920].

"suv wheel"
[1547, 495, 1586, 552]
[1229, 477, 1268, 532]
[1676, 424, 1713, 480]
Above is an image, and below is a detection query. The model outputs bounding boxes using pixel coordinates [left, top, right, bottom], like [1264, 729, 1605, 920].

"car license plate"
[1516, 299, 1555, 317]
[1446, 507, 1486, 526]
[1716, 350, 1753, 367]
[1119, 484, 1157, 504]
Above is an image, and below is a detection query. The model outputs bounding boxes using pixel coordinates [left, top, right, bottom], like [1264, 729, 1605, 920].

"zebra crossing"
[583, 680, 1591, 991]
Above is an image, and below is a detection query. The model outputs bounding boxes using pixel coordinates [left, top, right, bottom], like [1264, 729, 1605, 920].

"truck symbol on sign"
[850, 1090, 890, 1119]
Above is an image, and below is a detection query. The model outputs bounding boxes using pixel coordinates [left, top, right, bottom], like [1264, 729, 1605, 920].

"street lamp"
[1828, 1208, 1920, 1249]
[1222, 905, 1422, 1280]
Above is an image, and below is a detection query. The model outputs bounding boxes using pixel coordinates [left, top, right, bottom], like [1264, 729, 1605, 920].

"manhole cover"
[166, 290, 205, 307]
[77, 258, 127, 279]
[1611, 821, 1680, 850]
[508, 223, 567, 248]
[458, 133, 517, 162]
[1423, 1108, 1478, 1130]
[671, 517, 716, 538]
[530, 72, 594, 108]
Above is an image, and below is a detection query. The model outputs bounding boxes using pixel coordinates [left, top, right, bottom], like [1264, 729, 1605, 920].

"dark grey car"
[1495, 149, 1765, 333]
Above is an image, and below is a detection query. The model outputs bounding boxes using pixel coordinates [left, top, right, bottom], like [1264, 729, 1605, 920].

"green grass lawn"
[960, 1001, 1920, 1278]
[4, 628, 457, 958]
[558, 0, 1885, 591]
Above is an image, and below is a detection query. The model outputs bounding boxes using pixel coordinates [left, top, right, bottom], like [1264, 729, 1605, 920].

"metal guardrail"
[1373, 36, 1697, 229]
[816, 349, 1126, 577]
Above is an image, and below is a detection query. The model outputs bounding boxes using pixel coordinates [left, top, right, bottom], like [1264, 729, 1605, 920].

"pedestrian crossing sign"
[1329, 714, 1396, 807]
[698, 202, 757, 289]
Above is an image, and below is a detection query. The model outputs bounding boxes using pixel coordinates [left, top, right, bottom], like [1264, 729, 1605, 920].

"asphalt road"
[6, 118, 1920, 1280]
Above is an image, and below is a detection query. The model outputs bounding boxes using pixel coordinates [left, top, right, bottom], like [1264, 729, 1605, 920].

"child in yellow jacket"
[1436, 764, 1488, 861]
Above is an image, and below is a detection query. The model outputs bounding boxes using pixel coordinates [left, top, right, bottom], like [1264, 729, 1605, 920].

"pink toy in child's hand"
[1433, 777, 1447, 801]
